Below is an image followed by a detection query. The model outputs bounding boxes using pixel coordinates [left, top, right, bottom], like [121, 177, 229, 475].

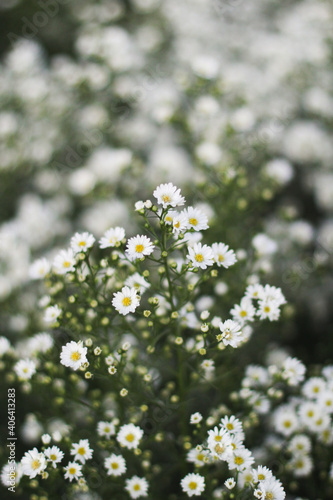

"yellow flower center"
[104, 427, 110, 432]
[284, 420, 291, 428]
[162, 195, 171, 203]
[189, 218, 198, 226]
[63, 261, 71, 268]
[258, 474, 265, 480]
[313, 386, 319, 392]
[266, 494, 273, 500]
[78, 447, 85, 455]
[174, 221, 180, 228]
[240, 311, 247, 317]
[195, 253, 204, 262]
[111, 462, 119, 469]
[214, 435, 222, 442]
[188, 482, 197, 490]
[122, 297, 132, 307]
[32, 459, 41, 470]
[79, 241, 86, 247]
[215, 444, 225, 454]
[135, 244, 144, 253]
[69, 467, 76, 475]
[226, 423, 234, 430]
[71, 352, 81, 361]
[218, 254, 224, 262]
[264, 306, 270, 313]
[165, 215, 173, 222]
[234, 456, 244, 465]
[133, 484, 141, 491]
[50, 454, 57, 461]
[126, 433, 135, 442]
[197, 454, 204, 461]
[307, 411, 314, 417]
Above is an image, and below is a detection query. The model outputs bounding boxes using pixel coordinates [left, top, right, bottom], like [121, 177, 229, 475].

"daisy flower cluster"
[182, 414, 286, 499]
[0, 184, 293, 499]
[234, 355, 333, 493]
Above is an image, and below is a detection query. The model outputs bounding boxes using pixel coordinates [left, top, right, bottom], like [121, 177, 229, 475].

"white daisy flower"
[298, 401, 321, 427]
[44, 304, 62, 323]
[259, 285, 286, 306]
[21, 448, 47, 479]
[70, 439, 93, 464]
[245, 283, 264, 300]
[302, 377, 327, 399]
[99, 227, 125, 248]
[125, 476, 149, 498]
[257, 299, 281, 321]
[112, 286, 140, 315]
[53, 249, 76, 274]
[289, 455, 313, 477]
[227, 447, 254, 471]
[318, 390, 333, 413]
[304, 412, 330, 433]
[44, 446, 64, 468]
[27, 332, 53, 354]
[171, 212, 188, 235]
[187, 243, 214, 269]
[125, 273, 150, 294]
[186, 448, 210, 467]
[273, 405, 299, 436]
[254, 487, 265, 499]
[225, 477, 236, 489]
[220, 415, 244, 438]
[244, 365, 270, 387]
[182, 207, 209, 231]
[207, 426, 233, 460]
[287, 435, 311, 456]
[253, 465, 273, 483]
[153, 182, 185, 208]
[0, 462, 22, 487]
[60, 341, 88, 371]
[281, 357, 306, 386]
[260, 477, 285, 500]
[230, 297, 256, 324]
[64, 461, 83, 482]
[218, 320, 243, 348]
[211, 243, 237, 268]
[190, 412, 203, 425]
[14, 359, 36, 380]
[181, 473, 205, 497]
[125, 235, 155, 261]
[104, 453, 126, 476]
[29, 258, 51, 280]
[116, 423, 143, 450]
[70, 232, 95, 253]
[97, 421, 116, 439]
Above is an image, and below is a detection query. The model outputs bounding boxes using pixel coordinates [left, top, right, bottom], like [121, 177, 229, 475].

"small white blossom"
[153, 182, 185, 208]
[112, 286, 140, 315]
[70, 232, 95, 253]
[60, 341, 88, 371]
[99, 227, 125, 248]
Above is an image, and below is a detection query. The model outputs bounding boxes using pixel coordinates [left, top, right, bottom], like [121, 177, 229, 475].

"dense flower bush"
[0, 1, 333, 499]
